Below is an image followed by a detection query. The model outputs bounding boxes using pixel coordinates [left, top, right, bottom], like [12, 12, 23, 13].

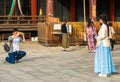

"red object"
[31, 0, 37, 20]
[70, 0, 76, 22]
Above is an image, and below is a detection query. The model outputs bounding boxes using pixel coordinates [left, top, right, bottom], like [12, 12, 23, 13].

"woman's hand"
[96, 41, 98, 47]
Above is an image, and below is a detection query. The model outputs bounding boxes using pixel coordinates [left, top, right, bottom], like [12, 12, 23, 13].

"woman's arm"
[97, 25, 107, 41]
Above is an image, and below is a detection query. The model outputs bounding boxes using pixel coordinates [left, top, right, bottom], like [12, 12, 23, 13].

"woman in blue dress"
[94, 14, 116, 77]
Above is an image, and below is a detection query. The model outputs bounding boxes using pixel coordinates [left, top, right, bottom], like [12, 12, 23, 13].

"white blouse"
[97, 23, 110, 47]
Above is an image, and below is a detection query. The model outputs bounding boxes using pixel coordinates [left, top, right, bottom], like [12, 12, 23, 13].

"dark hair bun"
[99, 14, 108, 21]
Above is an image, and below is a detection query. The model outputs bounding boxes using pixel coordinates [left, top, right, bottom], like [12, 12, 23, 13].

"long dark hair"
[99, 14, 109, 37]
[87, 18, 94, 30]
[87, 18, 92, 27]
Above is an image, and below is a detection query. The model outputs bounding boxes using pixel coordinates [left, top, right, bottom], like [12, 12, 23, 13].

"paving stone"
[0, 74, 21, 82]
[0, 41, 120, 82]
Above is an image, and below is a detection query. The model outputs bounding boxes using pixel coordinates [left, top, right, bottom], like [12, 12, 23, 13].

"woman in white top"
[94, 14, 116, 77]
[109, 23, 115, 50]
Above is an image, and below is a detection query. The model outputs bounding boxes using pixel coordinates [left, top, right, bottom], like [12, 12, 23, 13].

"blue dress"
[94, 42, 116, 75]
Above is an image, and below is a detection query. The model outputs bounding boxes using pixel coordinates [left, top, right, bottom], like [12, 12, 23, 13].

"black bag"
[3, 43, 10, 52]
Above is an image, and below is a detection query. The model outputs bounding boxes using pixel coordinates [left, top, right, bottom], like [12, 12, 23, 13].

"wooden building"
[0, 0, 119, 22]
[0, 0, 120, 42]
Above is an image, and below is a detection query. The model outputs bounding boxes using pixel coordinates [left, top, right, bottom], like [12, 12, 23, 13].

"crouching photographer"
[5, 28, 26, 64]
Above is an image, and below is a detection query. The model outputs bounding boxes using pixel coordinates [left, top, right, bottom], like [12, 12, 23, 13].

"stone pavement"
[0, 41, 120, 82]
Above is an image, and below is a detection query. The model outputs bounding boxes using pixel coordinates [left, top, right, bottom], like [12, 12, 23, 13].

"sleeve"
[111, 27, 115, 34]
[93, 26, 97, 36]
[19, 37, 23, 42]
[97, 26, 107, 41]
[8, 36, 13, 42]
[61, 24, 64, 32]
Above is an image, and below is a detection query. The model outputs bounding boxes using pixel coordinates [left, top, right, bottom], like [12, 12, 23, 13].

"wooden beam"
[89, 0, 96, 21]
[70, 0, 76, 21]
[110, 0, 114, 21]
[46, 0, 54, 22]
[31, 0, 37, 20]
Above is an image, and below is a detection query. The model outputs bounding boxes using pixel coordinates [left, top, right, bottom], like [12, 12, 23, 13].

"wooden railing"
[38, 22, 120, 46]
[0, 16, 120, 44]
[0, 15, 46, 24]
[0, 15, 46, 32]
[0, 15, 46, 41]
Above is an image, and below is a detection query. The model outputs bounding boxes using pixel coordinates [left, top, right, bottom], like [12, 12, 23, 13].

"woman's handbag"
[3, 43, 10, 52]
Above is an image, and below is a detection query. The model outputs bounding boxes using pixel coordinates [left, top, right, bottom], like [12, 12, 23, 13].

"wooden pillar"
[110, 0, 114, 21]
[4, 0, 6, 15]
[31, 0, 37, 20]
[70, 0, 76, 21]
[46, 0, 54, 22]
[89, 0, 96, 21]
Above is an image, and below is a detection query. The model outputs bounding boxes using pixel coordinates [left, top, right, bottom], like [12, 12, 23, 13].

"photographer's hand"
[22, 33, 25, 43]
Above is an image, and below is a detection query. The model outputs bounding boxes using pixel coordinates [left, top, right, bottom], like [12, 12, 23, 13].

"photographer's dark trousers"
[110, 39, 115, 50]
[6, 51, 26, 64]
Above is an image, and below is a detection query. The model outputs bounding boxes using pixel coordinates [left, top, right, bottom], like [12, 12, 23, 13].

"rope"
[8, 0, 16, 16]
[17, 0, 24, 16]
[8, 0, 24, 16]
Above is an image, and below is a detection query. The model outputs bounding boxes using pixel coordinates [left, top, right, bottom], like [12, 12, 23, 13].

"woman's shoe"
[88, 50, 92, 53]
[98, 74, 107, 77]
[93, 50, 96, 53]
[15, 60, 20, 63]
